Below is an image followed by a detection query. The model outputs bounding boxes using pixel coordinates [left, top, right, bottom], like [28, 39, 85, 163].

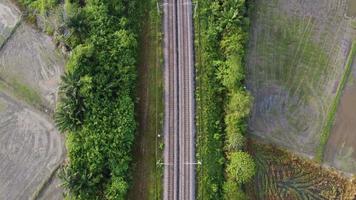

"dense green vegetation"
[17, 0, 59, 17]
[53, 0, 142, 199]
[195, 0, 255, 199]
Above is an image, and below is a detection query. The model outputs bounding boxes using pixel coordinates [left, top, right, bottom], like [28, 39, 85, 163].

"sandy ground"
[0, 0, 65, 199]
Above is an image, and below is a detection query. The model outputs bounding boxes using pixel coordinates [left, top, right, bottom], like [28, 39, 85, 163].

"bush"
[223, 180, 249, 200]
[227, 151, 256, 184]
[54, 0, 142, 198]
[196, 0, 255, 199]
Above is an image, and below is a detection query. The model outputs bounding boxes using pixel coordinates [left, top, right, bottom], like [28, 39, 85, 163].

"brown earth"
[128, 1, 163, 199]
[248, 141, 356, 200]
[324, 58, 356, 174]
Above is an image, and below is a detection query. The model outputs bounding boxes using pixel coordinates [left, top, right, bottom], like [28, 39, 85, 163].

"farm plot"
[324, 53, 356, 174]
[0, 91, 64, 199]
[0, 0, 21, 48]
[0, 22, 64, 110]
[247, 0, 352, 157]
[347, 0, 356, 17]
[247, 141, 356, 200]
[0, 0, 66, 198]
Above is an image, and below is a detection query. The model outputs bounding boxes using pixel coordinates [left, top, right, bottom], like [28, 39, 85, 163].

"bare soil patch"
[0, 1, 65, 199]
[36, 174, 64, 200]
[0, 22, 64, 110]
[0, 0, 20, 47]
[324, 58, 356, 174]
[0, 92, 64, 199]
[348, 0, 356, 17]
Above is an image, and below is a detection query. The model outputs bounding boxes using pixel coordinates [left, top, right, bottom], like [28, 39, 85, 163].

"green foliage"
[196, 0, 255, 199]
[62, 97, 136, 199]
[55, 0, 142, 199]
[226, 152, 256, 184]
[55, 72, 85, 133]
[17, 0, 58, 15]
[11, 79, 42, 106]
[225, 91, 251, 151]
[223, 180, 249, 200]
[0, 79, 42, 107]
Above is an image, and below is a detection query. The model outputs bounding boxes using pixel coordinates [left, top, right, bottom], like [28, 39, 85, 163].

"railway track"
[163, 0, 195, 199]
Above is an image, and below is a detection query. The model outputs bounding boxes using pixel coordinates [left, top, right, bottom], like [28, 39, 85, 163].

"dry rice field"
[0, 0, 65, 198]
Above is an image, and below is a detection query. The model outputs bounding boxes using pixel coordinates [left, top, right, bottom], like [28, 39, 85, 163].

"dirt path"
[128, 0, 163, 199]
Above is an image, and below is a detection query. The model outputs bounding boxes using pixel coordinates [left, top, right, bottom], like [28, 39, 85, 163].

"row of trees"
[196, 0, 255, 199]
[54, 0, 142, 199]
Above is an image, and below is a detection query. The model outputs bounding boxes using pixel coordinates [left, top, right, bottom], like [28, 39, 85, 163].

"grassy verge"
[316, 41, 356, 161]
[195, 1, 226, 199]
[128, 0, 163, 199]
[195, 0, 254, 199]
[0, 78, 43, 109]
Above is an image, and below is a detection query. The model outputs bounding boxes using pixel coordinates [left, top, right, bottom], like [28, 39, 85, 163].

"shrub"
[227, 151, 256, 184]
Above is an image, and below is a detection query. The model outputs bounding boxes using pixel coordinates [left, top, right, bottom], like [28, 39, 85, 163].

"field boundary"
[0, 16, 22, 51]
[316, 40, 356, 161]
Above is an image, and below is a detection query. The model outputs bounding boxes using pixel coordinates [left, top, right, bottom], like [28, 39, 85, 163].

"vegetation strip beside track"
[195, 0, 255, 199]
[316, 41, 356, 161]
[50, 0, 144, 199]
[128, 0, 164, 198]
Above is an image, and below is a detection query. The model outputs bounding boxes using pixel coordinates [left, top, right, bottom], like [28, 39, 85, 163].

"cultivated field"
[324, 50, 356, 174]
[248, 142, 356, 200]
[0, 22, 64, 110]
[0, 0, 65, 198]
[0, 0, 20, 47]
[247, 0, 354, 159]
[0, 92, 64, 199]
